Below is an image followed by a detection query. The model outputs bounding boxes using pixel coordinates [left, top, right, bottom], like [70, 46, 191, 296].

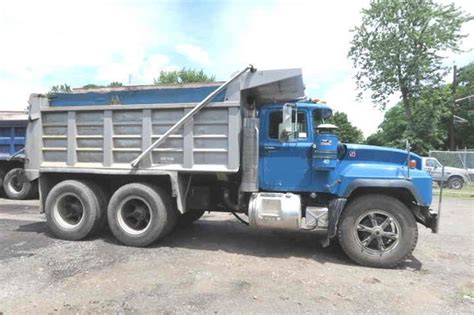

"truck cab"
[259, 101, 432, 203]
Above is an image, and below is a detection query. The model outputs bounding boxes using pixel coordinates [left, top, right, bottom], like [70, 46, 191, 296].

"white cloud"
[176, 44, 210, 66]
[322, 77, 397, 137]
[225, 0, 369, 83]
[0, 0, 171, 110]
[96, 54, 174, 84]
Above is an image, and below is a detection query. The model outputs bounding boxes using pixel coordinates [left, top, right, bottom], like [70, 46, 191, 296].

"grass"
[433, 185, 474, 200]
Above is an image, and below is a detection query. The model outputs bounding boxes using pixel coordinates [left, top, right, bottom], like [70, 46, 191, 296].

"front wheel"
[337, 194, 418, 268]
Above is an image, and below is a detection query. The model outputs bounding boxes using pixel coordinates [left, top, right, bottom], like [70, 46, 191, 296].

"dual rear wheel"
[107, 183, 178, 247]
[45, 180, 186, 247]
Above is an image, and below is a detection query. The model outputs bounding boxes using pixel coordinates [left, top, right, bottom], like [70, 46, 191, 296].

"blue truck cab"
[258, 101, 432, 206]
[255, 100, 437, 267]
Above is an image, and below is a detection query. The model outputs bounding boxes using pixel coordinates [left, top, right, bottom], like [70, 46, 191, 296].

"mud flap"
[321, 198, 347, 247]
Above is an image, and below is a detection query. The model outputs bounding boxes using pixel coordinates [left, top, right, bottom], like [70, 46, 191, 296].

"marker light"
[409, 160, 417, 169]
[311, 98, 327, 104]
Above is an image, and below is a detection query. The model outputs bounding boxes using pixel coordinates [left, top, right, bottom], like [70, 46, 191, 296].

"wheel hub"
[354, 210, 401, 254]
[117, 197, 153, 235]
[53, 193, 85, 228]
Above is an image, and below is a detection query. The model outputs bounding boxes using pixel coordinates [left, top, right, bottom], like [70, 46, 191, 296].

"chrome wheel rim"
[354, 210, 401, 255]
[117, 196, 153, 235]
[53, 192, 85, 229]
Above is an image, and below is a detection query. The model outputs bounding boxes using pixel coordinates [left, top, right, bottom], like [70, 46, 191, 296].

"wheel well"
[38, 173, 173, 213]
[0, 160, 24, 173]
[347, 187, 417, 210]
[448, 175, 464, 182]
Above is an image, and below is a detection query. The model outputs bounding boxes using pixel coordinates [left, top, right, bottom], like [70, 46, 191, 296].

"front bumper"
[413, 205, 439, 233]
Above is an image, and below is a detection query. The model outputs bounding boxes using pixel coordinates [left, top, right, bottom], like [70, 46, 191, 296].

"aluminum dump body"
[25, 69, 305, 177]
[0, 112, 28, 160]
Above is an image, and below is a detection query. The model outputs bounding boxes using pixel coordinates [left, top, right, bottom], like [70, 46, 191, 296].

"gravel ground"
[0, 197, 473, 314]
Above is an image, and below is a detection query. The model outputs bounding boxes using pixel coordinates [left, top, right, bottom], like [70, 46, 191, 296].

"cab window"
[268, 110, 307, 140]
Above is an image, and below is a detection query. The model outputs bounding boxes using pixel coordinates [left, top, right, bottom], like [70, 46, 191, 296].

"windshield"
[313, 109, 327, 132]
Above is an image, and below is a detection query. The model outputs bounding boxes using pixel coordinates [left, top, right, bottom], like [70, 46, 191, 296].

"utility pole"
[449, 65, 457, 151]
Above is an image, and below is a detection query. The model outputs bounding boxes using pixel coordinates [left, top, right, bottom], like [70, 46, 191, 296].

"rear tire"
[177, 210, 205, 227]
[3, 168, 35, 199]
[337, 194, 418, 268]
[45, 180, 102, 240]
[83, 181, 108, 233]
[107, 183, 175, 247]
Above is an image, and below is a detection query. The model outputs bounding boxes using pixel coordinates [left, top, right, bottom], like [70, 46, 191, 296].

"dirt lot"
[0, 197, 473, 314]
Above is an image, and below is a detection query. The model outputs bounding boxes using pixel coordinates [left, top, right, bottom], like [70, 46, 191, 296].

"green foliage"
[453, 62, 474, 148]
[47, 84, 71, 97]
[349, 0, 472, 121]
[108, 81, 123, 87]
[367, 62, 474, 153]
[82, 82, 124, 89]
[154, 68, 215, 84]
[328, 112, 365, 144]
[81, 84, 102, 89]
[366, 86, 453, 155]
[49, 84, 71, 94]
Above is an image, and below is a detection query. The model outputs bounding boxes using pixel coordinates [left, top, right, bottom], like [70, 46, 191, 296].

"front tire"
[107, 183, 175, 247]
[338, 194, 418, 268]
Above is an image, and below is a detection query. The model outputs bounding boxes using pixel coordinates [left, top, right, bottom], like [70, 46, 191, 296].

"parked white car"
[421, 157, 471, 189]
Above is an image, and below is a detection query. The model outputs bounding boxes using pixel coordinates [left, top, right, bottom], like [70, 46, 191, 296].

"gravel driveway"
[0, 197, 473, 313]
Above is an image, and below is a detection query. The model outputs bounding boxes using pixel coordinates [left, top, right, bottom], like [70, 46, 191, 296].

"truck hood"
[344, 144, 422, 169]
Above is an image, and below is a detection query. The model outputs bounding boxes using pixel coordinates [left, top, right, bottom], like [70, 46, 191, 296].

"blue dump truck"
[0, 112, 37, 199]
[24, 66, 438, 267]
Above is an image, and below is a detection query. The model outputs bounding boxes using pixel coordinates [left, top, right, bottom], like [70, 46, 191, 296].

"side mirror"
[279, 103, 297, 142]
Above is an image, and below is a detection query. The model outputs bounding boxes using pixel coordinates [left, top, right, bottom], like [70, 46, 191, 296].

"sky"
[0, 0, 473, 136]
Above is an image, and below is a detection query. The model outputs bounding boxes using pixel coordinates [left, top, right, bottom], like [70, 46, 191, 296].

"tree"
[349, 0, 471, 130]
[328, 112, 365, 143]
[47, 84, 72, 97]
[154, 68, 215, 84]
[453, 62, 474, 148]
[49, 84, 71, 94]
[366, 86, 451, 155]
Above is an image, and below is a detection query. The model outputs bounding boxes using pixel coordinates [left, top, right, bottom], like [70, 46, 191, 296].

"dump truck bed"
[41, 98, 240, 172]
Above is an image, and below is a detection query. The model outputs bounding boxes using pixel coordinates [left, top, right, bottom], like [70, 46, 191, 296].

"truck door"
[259, 106, 312, 191]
